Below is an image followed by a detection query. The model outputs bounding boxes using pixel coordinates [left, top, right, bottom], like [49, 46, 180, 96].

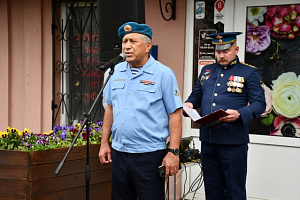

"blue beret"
[207, 32, 242, 50]
[118, 22, 152, 39]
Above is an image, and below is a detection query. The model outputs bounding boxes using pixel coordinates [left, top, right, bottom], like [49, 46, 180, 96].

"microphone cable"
[180, 160, 204, 200]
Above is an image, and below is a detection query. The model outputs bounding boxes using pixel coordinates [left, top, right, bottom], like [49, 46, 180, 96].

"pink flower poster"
[245, 4, 300, 138]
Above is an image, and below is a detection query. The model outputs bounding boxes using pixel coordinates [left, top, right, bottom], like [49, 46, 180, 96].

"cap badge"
[124, 25, 132, 32]
[216, 35, 223, 43]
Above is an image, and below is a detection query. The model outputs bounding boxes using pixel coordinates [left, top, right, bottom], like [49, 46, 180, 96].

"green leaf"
[261, 113, 275, 126]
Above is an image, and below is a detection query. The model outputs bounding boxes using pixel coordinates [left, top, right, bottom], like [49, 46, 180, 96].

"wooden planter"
[0, 144, 111, 200]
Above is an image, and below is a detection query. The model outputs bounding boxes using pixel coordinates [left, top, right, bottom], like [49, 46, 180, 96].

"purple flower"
[96, 120, 103, 126]
[69, 124, 74, 131]
[37, 139, 46, 146]
[94, 127, 100, 132]
[246, 23, 271, 55]
[61, 130, 68, 140]
[61, 125, 68, 131]
[53, 125, 61, 133]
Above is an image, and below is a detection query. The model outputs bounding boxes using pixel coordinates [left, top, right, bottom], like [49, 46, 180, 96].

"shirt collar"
[118, 55, 156, 75]
[217, 56, 239, 68]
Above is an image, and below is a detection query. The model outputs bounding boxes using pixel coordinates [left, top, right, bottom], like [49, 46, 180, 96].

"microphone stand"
[55, 63, 117, 200]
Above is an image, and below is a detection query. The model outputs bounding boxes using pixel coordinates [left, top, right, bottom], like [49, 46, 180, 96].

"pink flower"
[296, 15, 300, 27]
[261, 85, 272, 117]
[271, 115, 300, 137]
[279, 23, 292, 32]
[265, 5, 300, 39]
[266, 6, 277, 17]
[271, 16, 283, 27]
[246, 23, 271, 55]
[278, 6, 291, 17]
[296, 4, 300, 13]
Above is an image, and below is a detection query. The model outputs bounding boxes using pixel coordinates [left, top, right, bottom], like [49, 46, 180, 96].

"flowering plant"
[0, 121, 104, 152]
[246, 4, 300, 138]
[261, 72, 300, 137]
[246, 5, 300, 56]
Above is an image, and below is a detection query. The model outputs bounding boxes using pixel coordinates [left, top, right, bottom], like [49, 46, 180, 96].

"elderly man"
[184, 32, 266, 200]
[99, 22, 183, 200]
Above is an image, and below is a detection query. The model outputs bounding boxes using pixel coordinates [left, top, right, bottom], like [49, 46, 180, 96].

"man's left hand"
[162, 152, 180, 178]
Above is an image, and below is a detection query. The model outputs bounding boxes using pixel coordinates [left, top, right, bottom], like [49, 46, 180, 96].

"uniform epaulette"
[241, 62, 256, 68]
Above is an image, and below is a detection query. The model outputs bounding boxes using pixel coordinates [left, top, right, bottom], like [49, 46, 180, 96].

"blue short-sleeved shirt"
[104, 55, 183, 153]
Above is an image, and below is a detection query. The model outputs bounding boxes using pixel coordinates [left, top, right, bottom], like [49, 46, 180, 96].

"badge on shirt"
[140, 80, 155, 85]
[174, 90, 180, 96]
[114, 79, 126, 81]
[204, 69, 211, 74]
[260, 80, 264, 89]
[204, 70, 211, 80]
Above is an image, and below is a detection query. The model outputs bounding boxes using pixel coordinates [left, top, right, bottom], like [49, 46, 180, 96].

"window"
[52, 1, 104, 127]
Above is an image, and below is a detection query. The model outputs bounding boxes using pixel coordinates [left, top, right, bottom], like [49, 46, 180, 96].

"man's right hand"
[98, 142, 112, 164]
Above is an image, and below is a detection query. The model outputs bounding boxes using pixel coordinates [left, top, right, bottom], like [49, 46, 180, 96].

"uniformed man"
[99, 22, 183, 200]
[184, 32, 266, 200]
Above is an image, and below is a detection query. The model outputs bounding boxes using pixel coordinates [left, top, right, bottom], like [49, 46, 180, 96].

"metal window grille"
[52, 0, 105, 127]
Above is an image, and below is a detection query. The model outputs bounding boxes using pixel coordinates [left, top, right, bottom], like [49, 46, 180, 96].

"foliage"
[0, 121, 104, 152]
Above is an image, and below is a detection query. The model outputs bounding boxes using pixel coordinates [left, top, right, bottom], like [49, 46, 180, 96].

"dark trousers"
[111, 149, 166, 200]
[201, 142, 248, 200]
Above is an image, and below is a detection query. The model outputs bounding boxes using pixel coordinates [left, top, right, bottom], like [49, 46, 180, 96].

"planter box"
[0, 144, 111, 200]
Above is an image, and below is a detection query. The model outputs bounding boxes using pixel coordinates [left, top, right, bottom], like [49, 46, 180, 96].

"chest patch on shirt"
[114, 79, 126, 81]
[140, 80, 155, 85]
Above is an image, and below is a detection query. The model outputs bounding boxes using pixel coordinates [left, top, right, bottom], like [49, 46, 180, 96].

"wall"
[145, 0, 186, 95]
[0, 0, 52, 133]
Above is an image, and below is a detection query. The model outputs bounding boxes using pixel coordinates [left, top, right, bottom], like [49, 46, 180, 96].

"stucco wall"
[0, 0, 52, 133]
[145, 0, 186, 97]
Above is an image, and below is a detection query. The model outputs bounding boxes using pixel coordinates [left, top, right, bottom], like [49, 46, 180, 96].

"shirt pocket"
[112, 81, 125, 90]
[111, 81, 125, 99]
[137, 83, 161, 103]
[137, 84, 156, 93]
[201, 75, 217, 95]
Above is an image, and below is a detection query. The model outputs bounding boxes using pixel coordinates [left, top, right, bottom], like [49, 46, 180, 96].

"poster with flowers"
[245, 4, 300, 138]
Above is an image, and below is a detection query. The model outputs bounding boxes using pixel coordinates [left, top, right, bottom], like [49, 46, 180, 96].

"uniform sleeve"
[185, 73, 203, 109]
[103, 76, 112, 106]
[238, 68, 266, 124]
[161, 69, 183, 114]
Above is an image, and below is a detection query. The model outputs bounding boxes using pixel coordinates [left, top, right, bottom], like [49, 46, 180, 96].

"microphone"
[100, 53, 127, 71]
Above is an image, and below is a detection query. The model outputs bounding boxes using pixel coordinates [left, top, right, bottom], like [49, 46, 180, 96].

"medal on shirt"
[227, 76, 244, 93]
[204, 70, 211, 81]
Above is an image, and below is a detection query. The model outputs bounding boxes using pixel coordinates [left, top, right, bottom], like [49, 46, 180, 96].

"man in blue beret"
[184, 32, 266, 200]
[99, 22, 183, 200]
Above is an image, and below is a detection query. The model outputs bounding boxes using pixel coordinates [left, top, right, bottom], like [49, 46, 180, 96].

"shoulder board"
[241, 62, 256, 68]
